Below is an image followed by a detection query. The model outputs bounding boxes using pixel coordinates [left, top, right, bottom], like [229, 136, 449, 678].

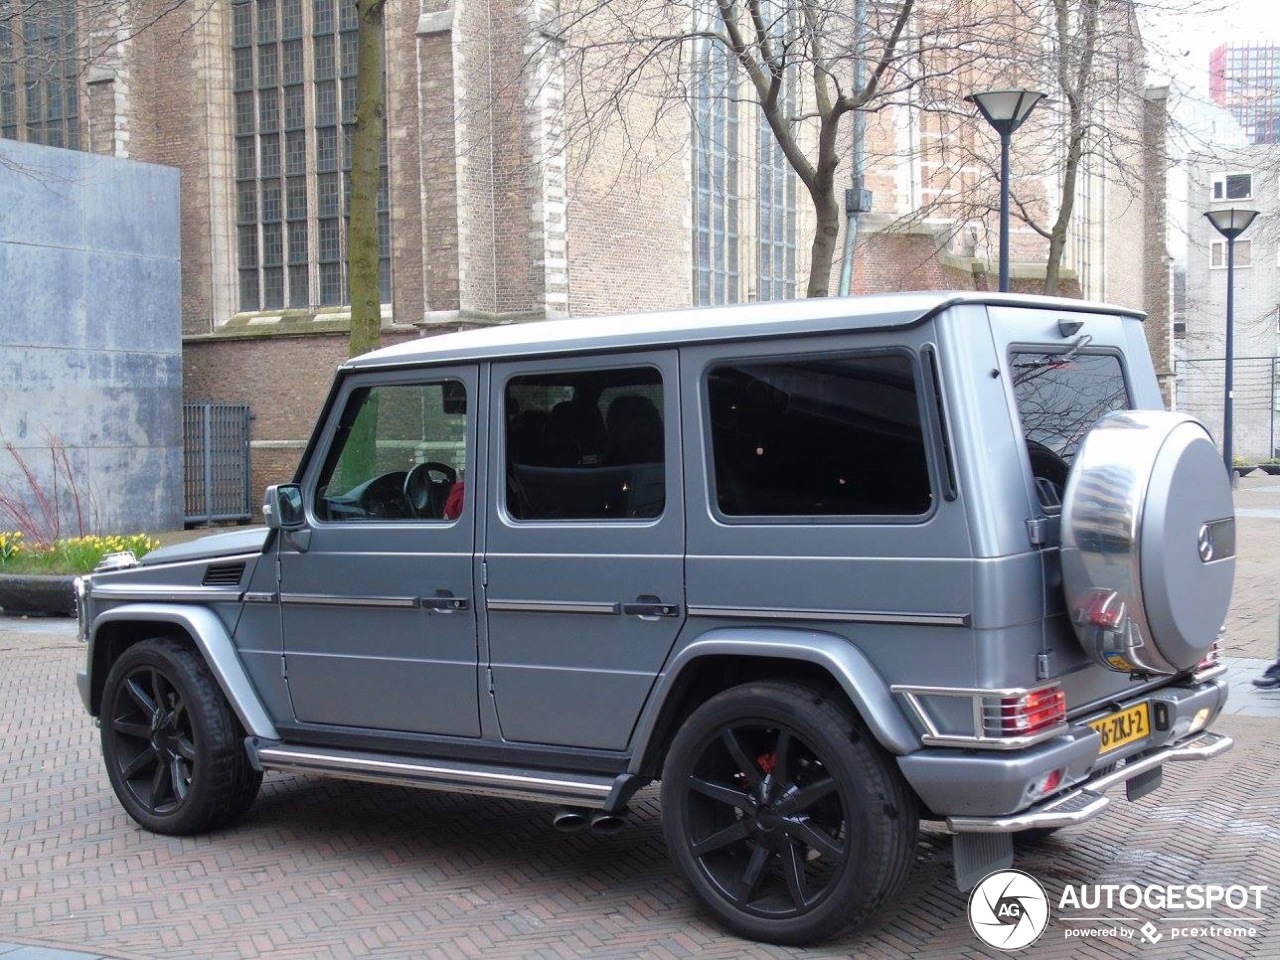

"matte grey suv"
[76, 293, 1235, 944]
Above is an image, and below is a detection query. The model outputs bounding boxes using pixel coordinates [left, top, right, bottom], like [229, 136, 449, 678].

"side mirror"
[263, 484, 306, 531]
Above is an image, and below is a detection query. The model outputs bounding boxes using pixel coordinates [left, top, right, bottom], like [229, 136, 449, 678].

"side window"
[707, 354, 932, 517]
[313, 380, 467, 522]
[506, 367, 665, 520]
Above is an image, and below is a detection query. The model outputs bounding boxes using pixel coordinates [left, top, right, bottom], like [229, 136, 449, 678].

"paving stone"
[0, 480, 1276, 957]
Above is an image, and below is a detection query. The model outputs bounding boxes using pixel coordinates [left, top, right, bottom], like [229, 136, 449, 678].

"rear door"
[482, 352, 685, 750]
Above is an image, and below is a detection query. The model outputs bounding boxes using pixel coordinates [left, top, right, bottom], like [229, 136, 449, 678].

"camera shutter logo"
[968, 869, 1051, 950]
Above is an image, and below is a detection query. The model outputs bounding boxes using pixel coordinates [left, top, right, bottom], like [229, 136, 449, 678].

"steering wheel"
[404, 461, 458, 519]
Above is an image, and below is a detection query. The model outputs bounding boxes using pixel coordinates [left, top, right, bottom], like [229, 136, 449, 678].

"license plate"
[1089, 702, 1151, 754]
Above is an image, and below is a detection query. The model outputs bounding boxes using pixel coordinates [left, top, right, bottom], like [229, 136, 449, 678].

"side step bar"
[947, 729, 1233, 834]
[248, 740, 637, 811]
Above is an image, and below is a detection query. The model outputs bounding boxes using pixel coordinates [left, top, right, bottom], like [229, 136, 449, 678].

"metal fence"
[183, 403, 253, 525]
[1175, 356, 1280, 462]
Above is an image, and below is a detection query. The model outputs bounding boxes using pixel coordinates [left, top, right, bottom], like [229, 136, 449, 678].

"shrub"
[0, 430, 98, 548]
[0, 531, 22, 563]
[0, 533, 160, 575]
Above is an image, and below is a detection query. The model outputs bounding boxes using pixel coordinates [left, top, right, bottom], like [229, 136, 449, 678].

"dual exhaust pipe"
[552, 806, 627, 835]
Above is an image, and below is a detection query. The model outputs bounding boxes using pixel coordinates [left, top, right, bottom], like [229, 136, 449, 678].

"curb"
[0, 574, 76, 617]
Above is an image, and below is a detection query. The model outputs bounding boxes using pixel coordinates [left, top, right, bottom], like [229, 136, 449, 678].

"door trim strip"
[486, 599, 621, 616]
[280, 593, 420, 609]
[687, 605, 970, 627]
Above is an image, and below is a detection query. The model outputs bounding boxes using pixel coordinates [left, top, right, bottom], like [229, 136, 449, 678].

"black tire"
[660, 681, 919, 945]
[100, 638, 262, 835]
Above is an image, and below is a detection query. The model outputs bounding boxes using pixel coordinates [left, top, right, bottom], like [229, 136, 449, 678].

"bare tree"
[347, 0, 386, 358]
[533, 0, 1014, 298]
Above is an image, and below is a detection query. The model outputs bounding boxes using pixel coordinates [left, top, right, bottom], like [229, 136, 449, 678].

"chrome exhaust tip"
[552, 807, 591, 833]
[589, 811, 627, 835]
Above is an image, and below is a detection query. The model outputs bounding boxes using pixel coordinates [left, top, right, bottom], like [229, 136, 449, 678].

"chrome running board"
[248, 740, 631, 809]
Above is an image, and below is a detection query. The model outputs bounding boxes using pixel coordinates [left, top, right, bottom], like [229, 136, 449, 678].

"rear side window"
[1010, 352, 1129, 462]
[506, 367, 665, 520]
[707, 354, 932, 518]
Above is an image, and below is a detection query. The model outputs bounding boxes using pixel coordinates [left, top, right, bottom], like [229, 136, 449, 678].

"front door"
[280, 366, 481, 737]
[483, 352, 685, 750]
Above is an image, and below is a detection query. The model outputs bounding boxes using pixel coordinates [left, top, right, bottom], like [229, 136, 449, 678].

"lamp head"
[965, 89, 1048, 136]
[1204, 207, 1259, 240]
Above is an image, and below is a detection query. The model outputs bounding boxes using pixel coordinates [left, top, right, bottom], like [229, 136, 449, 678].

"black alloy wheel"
[683, 722, 847, 919]
[661, 681, 918, 945]
[110, 663, 197, 816]
[100, 639, 261, 835]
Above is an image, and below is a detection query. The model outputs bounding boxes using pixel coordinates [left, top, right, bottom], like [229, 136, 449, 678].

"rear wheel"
[660, 681, 918, 945]
[100, 638, 261, 835]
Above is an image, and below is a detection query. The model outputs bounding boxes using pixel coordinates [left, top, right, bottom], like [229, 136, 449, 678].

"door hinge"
[1026, 517, 1048, 546]
[1036, 651, 1054, 680]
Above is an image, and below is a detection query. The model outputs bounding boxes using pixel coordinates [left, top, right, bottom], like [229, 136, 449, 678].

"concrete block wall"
[0, 138, 182, 535]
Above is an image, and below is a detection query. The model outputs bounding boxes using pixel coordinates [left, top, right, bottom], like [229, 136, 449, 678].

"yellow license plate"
[1089, 702, 1151, 754]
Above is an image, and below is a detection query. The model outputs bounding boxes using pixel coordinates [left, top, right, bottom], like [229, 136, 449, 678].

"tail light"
[1082, 589, 1126, 629]
[985, 686, 1066, 738]
[1192, 639, 1224, 679]
[1026, 767, 1065, 800]
[1195, 639, 1222, 673]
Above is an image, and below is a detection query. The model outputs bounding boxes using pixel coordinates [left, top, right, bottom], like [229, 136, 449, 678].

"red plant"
[0, 429, 99, 548]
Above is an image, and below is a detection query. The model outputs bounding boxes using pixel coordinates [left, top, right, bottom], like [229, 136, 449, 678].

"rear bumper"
[946, 729, 1232, 833]
[897, 676, 1228, 827]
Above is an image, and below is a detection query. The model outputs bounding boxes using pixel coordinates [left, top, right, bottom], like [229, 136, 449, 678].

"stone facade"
[0, 138, 182, 534]
[1182, 146, 1280, 461]
[1, 0, 1170, 503]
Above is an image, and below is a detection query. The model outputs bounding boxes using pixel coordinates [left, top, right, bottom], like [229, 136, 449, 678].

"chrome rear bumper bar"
[947, 730, 1233, 834]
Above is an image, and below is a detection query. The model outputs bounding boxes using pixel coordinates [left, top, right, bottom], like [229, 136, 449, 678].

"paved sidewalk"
[1225, 476, 1280, 660]
[0, 944, 119, 960]
[0, 480, 1276, 958]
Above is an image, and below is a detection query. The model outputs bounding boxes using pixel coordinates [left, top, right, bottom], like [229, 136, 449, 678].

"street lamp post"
[1204, 207, 1259, 476]
[965, 89, 1047, 292]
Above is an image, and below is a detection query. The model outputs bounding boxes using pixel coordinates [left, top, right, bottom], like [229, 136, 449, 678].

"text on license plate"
[1089, 702, 1150, 754]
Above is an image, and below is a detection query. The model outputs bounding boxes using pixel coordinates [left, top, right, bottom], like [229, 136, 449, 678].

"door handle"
[421, 591, 470, 613]
[622, 595, 680, 619]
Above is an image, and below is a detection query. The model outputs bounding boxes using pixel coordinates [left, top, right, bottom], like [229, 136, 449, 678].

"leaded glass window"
[691, 34, 739, 306]
[0, 0, 80, 149]
[232, 0, 390, 313]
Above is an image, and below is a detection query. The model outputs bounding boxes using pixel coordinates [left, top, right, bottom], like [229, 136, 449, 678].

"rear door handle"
[421, 591, 469, 613]
[622, 595, 680, 619]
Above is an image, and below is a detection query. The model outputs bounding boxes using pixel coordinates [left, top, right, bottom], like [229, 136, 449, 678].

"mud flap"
[1126, 765, 1162, 802]
[953, 832, 1014, 892]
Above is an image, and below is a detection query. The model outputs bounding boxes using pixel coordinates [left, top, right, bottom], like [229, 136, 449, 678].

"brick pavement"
[0, 482, 1278, 959]
[1223, 476, 1280, 662]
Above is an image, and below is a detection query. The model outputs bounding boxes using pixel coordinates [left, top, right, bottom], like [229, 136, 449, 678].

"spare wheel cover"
[1060, 410, 1235, 674]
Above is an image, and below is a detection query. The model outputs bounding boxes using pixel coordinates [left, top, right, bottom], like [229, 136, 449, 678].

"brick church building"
[2, 0, 1174, 499]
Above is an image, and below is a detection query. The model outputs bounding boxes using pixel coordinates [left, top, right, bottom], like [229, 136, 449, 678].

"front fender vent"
[203, 562, 247, 587]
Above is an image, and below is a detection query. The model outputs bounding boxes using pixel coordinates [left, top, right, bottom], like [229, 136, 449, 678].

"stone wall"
[0, 138, 182, 535]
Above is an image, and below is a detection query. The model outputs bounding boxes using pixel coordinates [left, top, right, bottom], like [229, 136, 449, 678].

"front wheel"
[660, 681, 918, 945]
[100, 638, 262, 835]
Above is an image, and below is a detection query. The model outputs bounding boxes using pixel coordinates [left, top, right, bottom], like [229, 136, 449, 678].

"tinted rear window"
[1010, 351, 1129, 462]
[707, 354, 932, 518]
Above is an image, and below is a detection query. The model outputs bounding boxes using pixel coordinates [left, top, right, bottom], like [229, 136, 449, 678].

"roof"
[343, 292, 1144, 370]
